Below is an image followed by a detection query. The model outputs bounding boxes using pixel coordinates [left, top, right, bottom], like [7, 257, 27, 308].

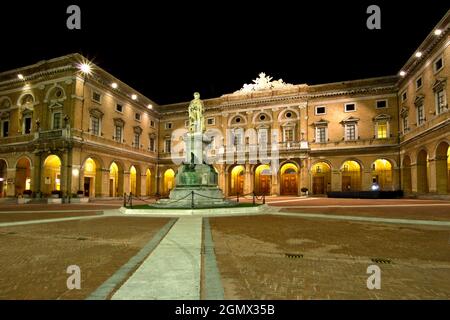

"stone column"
[244, 163, 253, 195]
[331, 169, 341, 192]
[61, 152, 68, 197]
[6, 168, 16, 197]
[362, 169, 372, 191]
[99, 168, 110, 197]
[140, 173, 147, 197]
[428, 158, 437, 193]
[392, 166, 400, 191]
[123, 171, 131, 195]
[224, 170, 229, 197]
[410, 163, 418, 193]
[32, 153, 42, 195]
[272, 171, 280, 196]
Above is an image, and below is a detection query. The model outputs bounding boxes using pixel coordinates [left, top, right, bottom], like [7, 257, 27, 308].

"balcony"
[37, 128, 69, 140]
[310, 137, 398, 149]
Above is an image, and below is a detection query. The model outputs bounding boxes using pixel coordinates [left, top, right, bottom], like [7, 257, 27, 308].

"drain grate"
[371, 258, 392, 264]
[285, 253, 304, 259]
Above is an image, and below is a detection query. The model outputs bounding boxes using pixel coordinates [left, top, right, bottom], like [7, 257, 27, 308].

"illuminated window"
[25, 178, 31, 190]
[377, 122, 388, 139]
[55, 174, 61, 191]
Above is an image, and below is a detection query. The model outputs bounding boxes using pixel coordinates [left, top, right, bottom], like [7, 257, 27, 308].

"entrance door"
[84, 177, 91, 197]
[109, 179, 114, 197]
[281, 174, 297, 195]
[342, 176, 351, 191]
[259, 175, 271, 195]
[237, 173, 244, 195]
[313, 176, 325, 194]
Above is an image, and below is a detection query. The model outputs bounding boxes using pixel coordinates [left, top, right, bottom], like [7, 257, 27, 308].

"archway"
[130, 166, 137, 195]
[372, 159, 393, 190]
[229, 165, 244, 196]
[82, 157, 101, 197]
[280, 162, 298, 195]
[416, 150, 429, 193]
[146, 169, 151, 196]
[341, 160, 361, 191]
[435, 142, 450, 194]
[0, 159, 7, 197]
[163, 169, 175, 196]
[311, 162, 331, 194]
[109, 162, 123, 197]
[43, 155, 62, 195]
[254, 164, 271, 195]
[402, 156, 412, 193]
[15, 157, 31, 196]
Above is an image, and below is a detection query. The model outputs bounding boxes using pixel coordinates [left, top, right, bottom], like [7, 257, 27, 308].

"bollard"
[252, 191, 255, 205]
[191, 191, 194, 209]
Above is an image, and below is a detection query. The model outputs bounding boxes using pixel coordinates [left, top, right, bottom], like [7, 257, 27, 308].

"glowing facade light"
[17, 74, 24, 80]
[147, 104, 153, 109]
[111, 82, 118, 89]
[399, 70, 406, 77]
[415, 52, 422, 58]
[78, 62, 92, 75]
[72, 168, 79, 177]
[434, 29, 442, 36]
[131, 94, 137, 100]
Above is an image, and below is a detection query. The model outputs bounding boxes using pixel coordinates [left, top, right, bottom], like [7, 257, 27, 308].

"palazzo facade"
[0, 12, 449, 199]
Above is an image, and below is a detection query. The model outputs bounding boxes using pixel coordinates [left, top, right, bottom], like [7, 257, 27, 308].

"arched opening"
[416, 150, 429, 193]
[341, 160, 361, 191]
[280, 163, 298, 195]
[435, 142, 450, 194]
[82, 157, 101, 197]
[15, 157, 31, 196]
[146, 169, 152, 196]
[371, 159, 393, 190]
[311, 162, 331, 194]
[0, 159, 7, 197]
[109, 162, 123, 197]
[229, 165, 244, 196]
[130, 166, 137, 195]
[254, 164, 271, 195]
[163, 169, 175, 196]
[43, 155, 62, 195]
[402, 156, 412, 193]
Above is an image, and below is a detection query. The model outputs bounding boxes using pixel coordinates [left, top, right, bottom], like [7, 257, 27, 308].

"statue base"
[152, 163, 236, 208]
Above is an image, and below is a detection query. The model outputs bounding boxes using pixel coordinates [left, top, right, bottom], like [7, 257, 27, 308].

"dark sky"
[0, 1, 448, 105]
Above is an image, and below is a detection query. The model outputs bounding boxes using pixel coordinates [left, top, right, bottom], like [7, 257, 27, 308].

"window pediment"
[133, 126, 143, 135]
[89, 108, 104, 118]
[340, 116, 359, 124]
[313, 118, 329, 127]
[400, 106, 409, 117]
[113, 118, 125, 127]
[0, 111, 10, 120]
[373, 114, 391, 122]
[432, 78, 446, 92]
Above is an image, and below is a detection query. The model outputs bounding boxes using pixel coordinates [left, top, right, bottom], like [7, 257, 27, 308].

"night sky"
[0, 1, 448, 105]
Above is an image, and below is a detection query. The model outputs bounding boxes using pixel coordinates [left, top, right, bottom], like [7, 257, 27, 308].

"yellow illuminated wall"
[146, 169, 151, 196]
[230, 165, 244, 195]
[43, 155, 61, 194]
[163, 169, 175, 195]
[341, 160, 361, 191]
[372, 159, 393, 190]
[110, 162, 119, 197]
[130, 166, 137, 195]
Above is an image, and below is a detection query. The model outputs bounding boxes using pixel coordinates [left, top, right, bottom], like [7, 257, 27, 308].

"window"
[376, 121, 388, 139]
[149, 137, 155, 152]
[92, 91, 101, 103]
[207, 117, 215, 125]
[258, 129, 269, 145]
[1, 121, 8, 137]
[376, 100, 387, 109]
[150, 120, 155, 127]
[434, 57, 443, 73]
[233, 131, 243, 145]
[114, 125, 123, 142]
[52, 112, 62, 129]
[316, 127, 327, 143]
[284, 128, 294, 142]
[135, 113, 141, 121]
[416, 103, 425, 126]
[435, 88, 447, 115]
[401, 91, 407, 102]
[164, 139, 171, 153]
[90, 116, 100, 135]
[345, 123, 356, 140]
[416, 77, 423, 90]
[344, 103, 356, 112]
[315, 106, 326, 115]
[133, 133, 140, 148]
[116, 104, 123, 113]
[402, 116, 409, 133]
[23, 116, 32, 134]
[165, 122, 172, 129]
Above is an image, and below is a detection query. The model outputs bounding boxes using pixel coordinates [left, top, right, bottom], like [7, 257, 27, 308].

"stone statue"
[188, 92, 205, 133]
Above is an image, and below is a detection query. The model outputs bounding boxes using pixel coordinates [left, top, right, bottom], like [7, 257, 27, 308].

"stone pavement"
[112, 217, 203, 299]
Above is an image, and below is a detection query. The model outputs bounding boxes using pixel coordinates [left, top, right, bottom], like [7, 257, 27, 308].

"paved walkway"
[112, 217, 203, 300]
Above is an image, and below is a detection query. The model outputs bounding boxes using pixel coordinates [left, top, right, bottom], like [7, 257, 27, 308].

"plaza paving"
[0, 197, 449, 299]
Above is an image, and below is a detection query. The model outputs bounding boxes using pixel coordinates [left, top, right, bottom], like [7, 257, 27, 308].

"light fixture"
[17, 74, 24, 80]
[415, 51, 422, 58]
[72, 168, 79, 177]
[399, 70, 406, 77]
[434, 29, 442, 36]
[131, 94, 137, 100]
[111, 82, 118, 89]
[147, 104, 153, 109]
[78, 62, 92, 75]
